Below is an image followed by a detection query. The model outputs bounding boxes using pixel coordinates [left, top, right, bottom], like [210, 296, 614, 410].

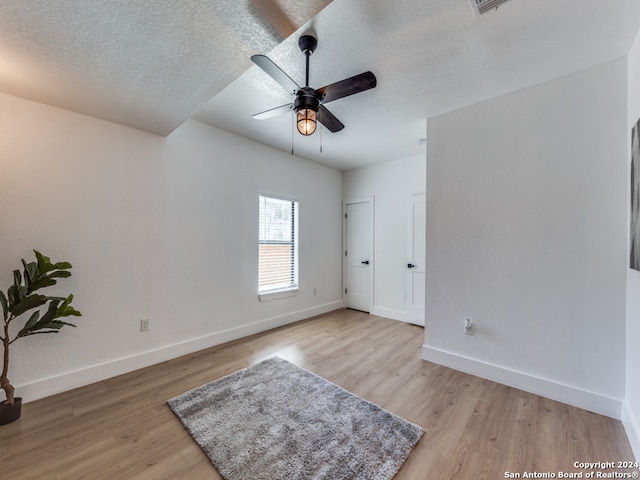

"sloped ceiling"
[0, 0, 331, 135]
[0, 0, 639, 170]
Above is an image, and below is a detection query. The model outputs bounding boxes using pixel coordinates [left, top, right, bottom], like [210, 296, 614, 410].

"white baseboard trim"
[371, 306, 407, 323]
[422, 345, 622, 419]
[18, 301, 344, 404]
[623, 402, 640, 460]
[371, 306, 425, 327]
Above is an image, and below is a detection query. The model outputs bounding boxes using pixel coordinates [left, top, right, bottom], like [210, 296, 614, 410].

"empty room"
[1, 1, 639, 479]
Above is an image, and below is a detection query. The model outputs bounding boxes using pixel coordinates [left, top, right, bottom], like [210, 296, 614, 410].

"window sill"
[258, 288, 299, 302]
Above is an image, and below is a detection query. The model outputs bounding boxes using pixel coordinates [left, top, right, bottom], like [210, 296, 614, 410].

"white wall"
[626, 26, 640, 459]
[0, 93, 343, 402]
[424, 58, 628, 419]
[343, 154, 426, 322]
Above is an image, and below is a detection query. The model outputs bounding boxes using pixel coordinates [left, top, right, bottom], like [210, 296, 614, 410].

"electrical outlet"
[140, 318, 150, 332]
[464, 318, 473, 335]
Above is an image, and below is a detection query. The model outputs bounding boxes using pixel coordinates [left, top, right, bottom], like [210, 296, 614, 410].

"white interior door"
[345, 200, 373, 312]
[406, 194, 426, 326]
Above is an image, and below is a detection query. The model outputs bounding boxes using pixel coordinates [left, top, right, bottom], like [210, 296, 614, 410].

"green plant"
[0, 250, 81, 406]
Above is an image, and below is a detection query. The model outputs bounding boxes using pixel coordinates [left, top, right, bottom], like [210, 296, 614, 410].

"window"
[258, 194, 299, 295]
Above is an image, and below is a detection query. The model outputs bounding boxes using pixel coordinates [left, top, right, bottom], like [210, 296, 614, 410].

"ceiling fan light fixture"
[297, 108, 317, 136]
[294, 88, 320, 136]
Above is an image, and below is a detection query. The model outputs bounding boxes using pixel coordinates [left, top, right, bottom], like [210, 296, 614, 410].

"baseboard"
[422, 345, 622, 419]
[17, 301, 344, 404]
[623, 401, 640, 460]
[371, 306, 407, 323]
[371, 306, 424, 326]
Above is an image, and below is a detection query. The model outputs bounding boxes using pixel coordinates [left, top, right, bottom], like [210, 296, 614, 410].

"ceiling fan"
[251, 34, 377, 136]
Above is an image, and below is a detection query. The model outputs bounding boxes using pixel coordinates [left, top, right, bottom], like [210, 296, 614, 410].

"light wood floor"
[0, 309, 636, 479]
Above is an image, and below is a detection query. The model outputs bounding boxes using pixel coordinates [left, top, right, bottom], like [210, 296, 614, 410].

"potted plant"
[0, 250, 81, 425]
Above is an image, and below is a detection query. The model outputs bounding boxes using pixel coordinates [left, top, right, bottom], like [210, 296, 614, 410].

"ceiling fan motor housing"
[298, 35, 317, 56]
[294, 87, 320, 112]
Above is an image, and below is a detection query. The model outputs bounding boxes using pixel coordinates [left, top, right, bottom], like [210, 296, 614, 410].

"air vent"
[470, 0, 511, 17]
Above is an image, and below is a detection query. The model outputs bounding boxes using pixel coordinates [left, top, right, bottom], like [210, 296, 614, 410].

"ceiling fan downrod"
[294, 35, 320, 136]
[298, 35, 317, 87]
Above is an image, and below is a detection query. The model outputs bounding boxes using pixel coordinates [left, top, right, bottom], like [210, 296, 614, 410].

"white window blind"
[258, 195, 298, 294]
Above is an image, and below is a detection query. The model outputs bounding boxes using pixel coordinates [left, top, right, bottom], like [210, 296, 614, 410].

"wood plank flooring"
[0, 309, 636, 479]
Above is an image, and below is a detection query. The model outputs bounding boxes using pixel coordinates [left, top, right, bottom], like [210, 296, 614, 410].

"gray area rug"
[167, 356, 424, 480]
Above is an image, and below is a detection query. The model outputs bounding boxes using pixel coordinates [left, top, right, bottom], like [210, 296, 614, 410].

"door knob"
[407, 263, 416, 268]
[361, 260, 370, 265]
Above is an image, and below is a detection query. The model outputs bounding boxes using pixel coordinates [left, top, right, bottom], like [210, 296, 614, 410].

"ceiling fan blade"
[315, 71, 377, 104]
[252, 103, 294, 120]
[251, 55, 300, 95]
[318, 105, 344, 133]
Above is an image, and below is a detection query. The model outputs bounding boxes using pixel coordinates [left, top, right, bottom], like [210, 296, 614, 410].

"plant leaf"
[34, 251, 73, 273]
[13, 269, 22, 288]
[22, 301, 56, 333]
[52, 319, 77, 328]
[11, 330, 60, 341]
[9, 294, 48, 319]
[5, 252, 79, 340]
[21, 259, 29, 289]
[22, 260, 38, 287]
[27, 276, 58, 292]
[0, 291, 7, 321]
[34, 250, 58, 275]
[29, 271, 71, 292]
[57, 294, 82, 317]
[48, 320, 73, 330]
[48, 271, 72, 279]
[52, 261, 72, 270]
[16, 311, 40, 338]
[35, 250, 49, 271]
[27, 261, 38, 282]
[26, 252, 73, 293]
[7, 284, 22, 309]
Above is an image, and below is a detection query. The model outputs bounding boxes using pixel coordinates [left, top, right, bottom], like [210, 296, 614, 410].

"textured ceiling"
[1, 0, 639, 170]
[0, 0, 331, 135]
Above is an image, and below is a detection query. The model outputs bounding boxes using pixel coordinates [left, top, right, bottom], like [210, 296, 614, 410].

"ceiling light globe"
[297, 108, 317, 136]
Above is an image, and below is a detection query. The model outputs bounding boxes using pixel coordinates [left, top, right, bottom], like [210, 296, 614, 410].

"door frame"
[343, 196, 374, 311]
[406, 192, 426, 326]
